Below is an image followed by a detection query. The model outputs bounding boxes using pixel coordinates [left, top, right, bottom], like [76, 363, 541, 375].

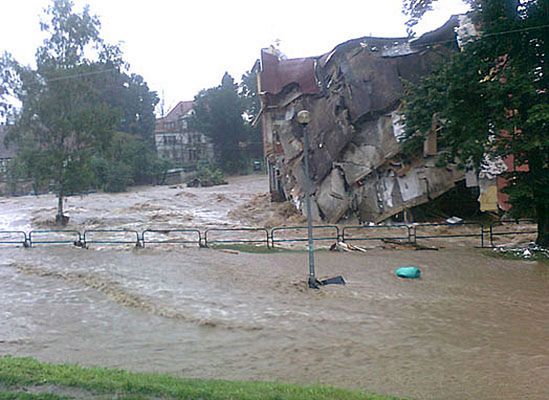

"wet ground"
[1, 175, 548, 399]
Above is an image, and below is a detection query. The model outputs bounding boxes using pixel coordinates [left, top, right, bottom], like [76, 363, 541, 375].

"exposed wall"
[259, 17, 467, 223]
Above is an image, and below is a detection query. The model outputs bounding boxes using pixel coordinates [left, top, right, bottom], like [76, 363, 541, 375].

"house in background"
[154, 101, 214, 168]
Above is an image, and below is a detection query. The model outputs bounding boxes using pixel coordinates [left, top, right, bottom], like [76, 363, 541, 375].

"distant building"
[154, 101, 214, 168]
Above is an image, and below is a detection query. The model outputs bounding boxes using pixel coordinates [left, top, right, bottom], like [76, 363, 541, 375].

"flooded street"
[0, 175, 276, 232]
[1, 176, 548, 399]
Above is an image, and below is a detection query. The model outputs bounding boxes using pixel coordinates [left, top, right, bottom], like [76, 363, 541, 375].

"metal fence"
[271, 225, 339, 246]
[0, 230, 28, 247]
[412, 222, 485, 247]
[83, 230, 141, 247]
[28, 230, 83, 247]
[342, 224, 411, 244]
[488, 219, 537, 247]
[0, 220, 539, 249]
[204, 228, 270, 248]
[142, 229, 202, 248]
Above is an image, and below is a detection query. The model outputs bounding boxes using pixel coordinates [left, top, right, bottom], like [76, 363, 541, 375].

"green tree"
[401, 0, 549, 245]
[92, 68, 162, 188]
[1, 0, 166, 216]
[98, 69, 159, 146]
[240, 66, 263, 161]
[0, 0, 120, 224]
[402, 0, 479, 36]
[191, 72, 249, 174]
[91, 131, 171, 192]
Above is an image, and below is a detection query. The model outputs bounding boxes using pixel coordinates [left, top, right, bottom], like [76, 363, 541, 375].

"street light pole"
[297, 110, 319, 289]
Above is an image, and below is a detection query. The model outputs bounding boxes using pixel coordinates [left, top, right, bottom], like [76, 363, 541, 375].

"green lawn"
[0, 356, 404, 400]
[209, 244, 333, 254]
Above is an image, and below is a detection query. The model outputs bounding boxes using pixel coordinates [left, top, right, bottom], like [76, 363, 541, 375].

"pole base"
[308, 276, 320, 289]
[320, 275, 346, 286]
[308, 275, 346, 289]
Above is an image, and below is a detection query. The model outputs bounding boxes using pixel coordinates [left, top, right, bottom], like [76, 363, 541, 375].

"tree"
[0, 0, 121, 224]
[93, 68, 162, 187]
[98, 70, 159, 146]
[1, 0, 165, 220]
[192, 72, 249, 174]
[402, 0, 479, 36]
[401, 0, 549, 246]
[240, 66, 263, 161]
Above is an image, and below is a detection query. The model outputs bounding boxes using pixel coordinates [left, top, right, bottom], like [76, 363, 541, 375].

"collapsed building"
[257, 16, 483, 223]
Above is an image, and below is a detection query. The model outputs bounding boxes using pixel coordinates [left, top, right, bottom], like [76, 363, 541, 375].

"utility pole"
[297, 110, 319, 289]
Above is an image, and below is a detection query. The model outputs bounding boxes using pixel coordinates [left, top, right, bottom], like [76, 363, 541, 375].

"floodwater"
[1, 176, 548, 400]
[0, 175, 274, 232]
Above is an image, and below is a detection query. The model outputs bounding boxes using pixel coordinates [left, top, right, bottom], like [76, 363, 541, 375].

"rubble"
[330, 241, 368, 253]
[258, 16, 472, 224]
[493, 242, 549, 260]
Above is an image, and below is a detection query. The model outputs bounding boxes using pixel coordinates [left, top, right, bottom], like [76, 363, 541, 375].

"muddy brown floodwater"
[0, 175, 293, 232]
[1, 175, 548, 400]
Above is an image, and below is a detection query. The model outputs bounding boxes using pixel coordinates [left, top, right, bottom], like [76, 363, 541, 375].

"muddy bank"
[1, 247, 547, 400]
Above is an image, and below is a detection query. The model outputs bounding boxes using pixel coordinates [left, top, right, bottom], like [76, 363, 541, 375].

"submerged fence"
[0, 220, 538, 249]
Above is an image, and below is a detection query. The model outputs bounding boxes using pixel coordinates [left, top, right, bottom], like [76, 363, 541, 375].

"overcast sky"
[0, 0, 469, 114]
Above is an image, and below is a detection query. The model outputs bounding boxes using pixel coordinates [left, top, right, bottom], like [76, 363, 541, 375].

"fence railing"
[341, 224, 411, 243]
[0, 220, 539, 249]
[83, 230, 141, 247]
[28, 230, 83, 247]
[412, 222, 485, 248]
[0, 230, 28, 247]
[142, 229, 202, 248]
[204, 228, 270, 248]
[488, 219, 537, 247]
[271, 225, 339, 246]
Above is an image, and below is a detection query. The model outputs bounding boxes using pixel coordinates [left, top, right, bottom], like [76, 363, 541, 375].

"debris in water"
[219, 249, 240, 255]
[320, 275, 346, 285]
[446, 216, 463, 224]
[493, 242, 549, 259]
[330, 241, 368, 253]
[395, 266, 422, 279]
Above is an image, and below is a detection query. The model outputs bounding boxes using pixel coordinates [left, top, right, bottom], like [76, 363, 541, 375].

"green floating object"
[395, 266, 421, 279]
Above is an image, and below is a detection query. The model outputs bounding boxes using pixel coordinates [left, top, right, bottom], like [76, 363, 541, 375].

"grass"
[209, 244, 333, 254]
[0, 356, 404, 400]
[0, 393, 69, 400]
[209, 244, 289, 253]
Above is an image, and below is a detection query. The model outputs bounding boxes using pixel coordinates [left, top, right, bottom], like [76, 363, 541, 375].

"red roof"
[161, 101, 193, 123]
[259, 49, 320, 96]
[155, 101, 194, 133]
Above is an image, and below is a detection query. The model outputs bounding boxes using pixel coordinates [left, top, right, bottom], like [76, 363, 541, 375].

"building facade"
[154, 101, 214, 168]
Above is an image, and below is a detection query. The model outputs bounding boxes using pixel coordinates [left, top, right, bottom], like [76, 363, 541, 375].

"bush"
[191, 163, 226, 187]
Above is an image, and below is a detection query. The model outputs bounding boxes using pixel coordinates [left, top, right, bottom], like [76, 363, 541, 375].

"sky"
[0, 0, 469, 114]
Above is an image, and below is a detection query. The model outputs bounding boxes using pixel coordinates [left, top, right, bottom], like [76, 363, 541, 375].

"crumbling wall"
[259, 17, 467, 223]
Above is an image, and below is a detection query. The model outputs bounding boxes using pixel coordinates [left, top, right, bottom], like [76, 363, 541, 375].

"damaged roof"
[258, 16, 469, 224]
[259, 49, 320, 96]
[259, 16, 461, 96]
